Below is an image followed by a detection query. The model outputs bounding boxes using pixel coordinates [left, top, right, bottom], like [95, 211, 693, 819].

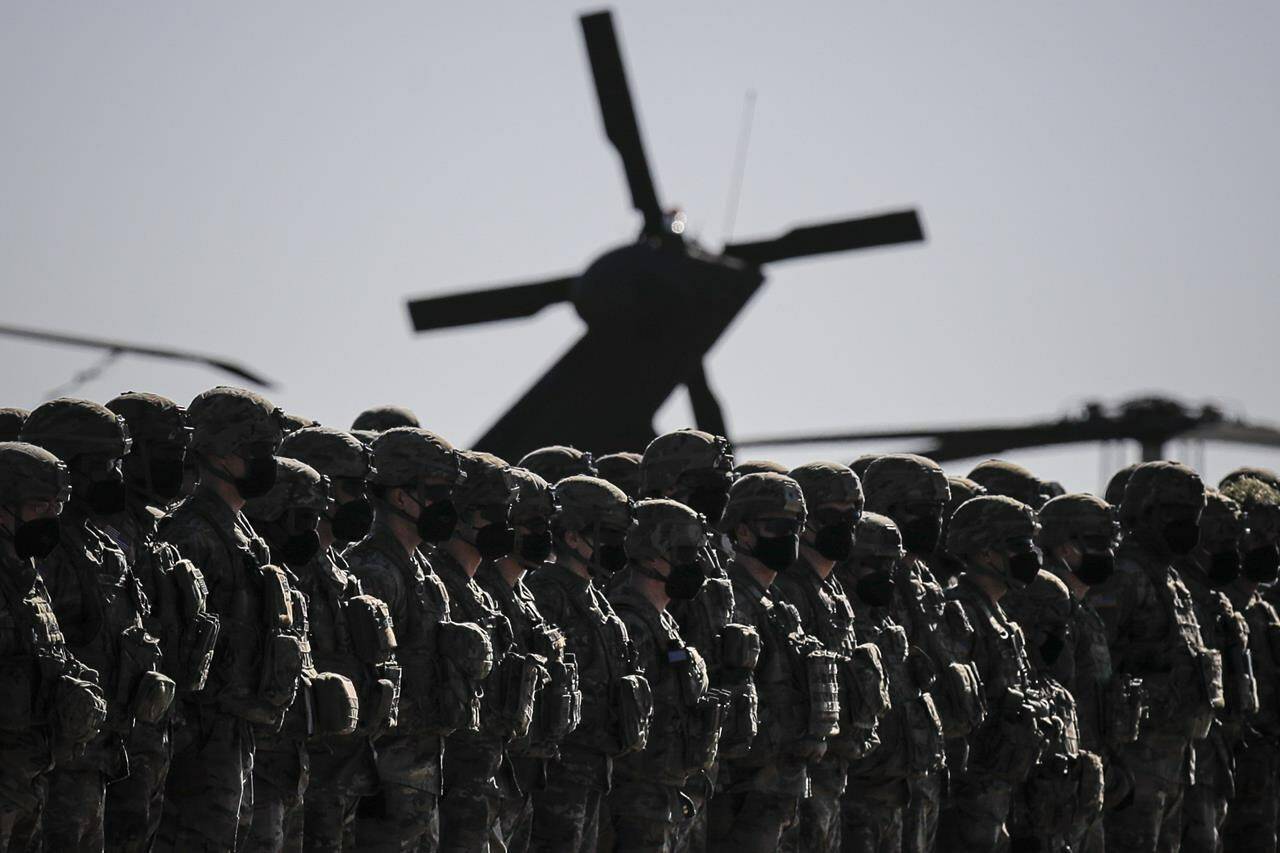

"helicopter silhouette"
[406, 9, 926, 461]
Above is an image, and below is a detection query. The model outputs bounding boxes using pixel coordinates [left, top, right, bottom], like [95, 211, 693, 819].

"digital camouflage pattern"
[280, 426, 373, 480]
[967, 458, 1052, 509]
[733, 459, 788, 477]
[595, 451, 642, 500]
[350, 405, 420, 433]
[638, 429, 733, 498]
[518, 445, 596, 484]
[186, 386, 283, 457]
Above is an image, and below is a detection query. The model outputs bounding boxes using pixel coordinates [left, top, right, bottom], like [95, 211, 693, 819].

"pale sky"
[3, 1, 1277, 492]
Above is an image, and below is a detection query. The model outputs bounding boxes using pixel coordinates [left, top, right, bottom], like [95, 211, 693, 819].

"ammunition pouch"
[174, 610, 219, 693]
[969, 688, 1046, 783]
[259, 631, 304, 710]
[430, 621, 494, 735]
[171, 559, 209, 621]
[804, 649, 842, 740]
[53, 674, 108, 759]
[344, 595, 397, 666]
[931, 660, 986, 738]
[311, 671, 359, 736]
[1223, 609, 1259, 718]
[904, 693, 946, 774]
[685, 689, 725, 772]
[613, 673, 653, 757]
[716, 677, 759, 761]
[492, 651, 548, 741]
[840, 643, 891, 729]
[117, 625, 164, 728]
[673, 645, 710, 708]
[1104, 676, 1146, 747]
[720, 623, 761, 672]
[258, 564, 294, 630]
[526, 649, 580, 756]
[132, 671, 176, 725]
[360, 664, 400, 733]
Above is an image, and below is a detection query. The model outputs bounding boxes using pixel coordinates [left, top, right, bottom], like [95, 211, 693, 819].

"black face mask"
[1076, 550, 1115, 586]
[899, 515, 941, 555]
[235, 456, 278, 500]
[476, 524, 516, 560]
[664, 561, 706, 600]
[416, 499, 459, 544]
[813, 521, 856, 562]
[13, 517, 61, 560]
[1008, 549, 1042, 586]
[330, 498, 372, 543]
[1162, 520, 1201, 556]
[1243, 545, 1280, 584]
[515, 528, 553, 565]
[1207, 550, 1241, 587]
[279, 529, 321, 568]
[752, 533, 799, 574]
[86, 475, 128, 515]
[684, 487, 729, 525]
[1040, 633, 1066, 666]
[130, 455, 186, 502]
[595, 543, 628, 575]
[855, 570, 895, 607]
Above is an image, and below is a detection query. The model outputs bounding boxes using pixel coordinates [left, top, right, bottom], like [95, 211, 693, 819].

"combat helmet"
[849, 454, 884, 480]
[968, 459, 1050, 509]
[625, 498, 708, 564]
[1038, 493, 1117, 551]
[22, 398, 131, 464]
[518, 446, 596, 484]
[1221, 467, 1280, 494]
[720, 472, 806, 534]
[0, 442, 71, 507]
[734, 459, 789, 477]
[1002, 569, 1074, 672]
[851, 511, 905, 562]
[1104, 463, 1141, 508]
[281, 426, 372, 481]
[351, 405, 420, 433]
[107, 393, 188, 447]
[1119, 461, 1206, 536]
[788, 462, 864, 511]
[508, 467, 555, 526]
[187, 386, 283, 458]
[453, 452, 515, 515]
[596, 452, 642, 500]
[861, 454, 949, 515]
[1221, 476, 1280, 582]
[946, 495, 1042, 589]
[639, 429, 733, 496]
[368, 428, 460, 489]
[243, 457, 332, 522]
[0, 408, 29, 442]
[551, 476, 631, 534]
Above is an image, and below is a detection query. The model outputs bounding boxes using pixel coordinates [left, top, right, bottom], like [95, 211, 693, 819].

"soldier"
[476, 467, 581, 853]
[1219, 474, 1280, 852]
[837, 512, 944, 853]
[596, 452, 642, 500]
[154, 385, 290, 852]
[351, 406, 420, 433]
[861, 454, 983, 853]
[526, 475, 644, 852]
[933, 475, 986, 585]
[1087, 461, 1216, 853]
[935, 495, 1049, 851]
[967, 459, 1052, 509]
[607, 499, 718, 852]
[21, 398, 171, 851]
[848, 454, 883, 481]
[1105, 462, 1141, 508]
[343, 427, 483, 852]
[0, 442, 107, 851]
[518, 446, 597, 484]
[0, 409, 28, 442]
[707, 473, 832, 853]
[772, 462, 878, 853]
[1175, 490, 1256, 851]
[1038, 493, 1138, 853]
[102, 392, 214, 853]
[242, 458, 360, 852]
[638, 429, 741, 850]
[436, 451, 529, 852]
[279, 426, 395, 852]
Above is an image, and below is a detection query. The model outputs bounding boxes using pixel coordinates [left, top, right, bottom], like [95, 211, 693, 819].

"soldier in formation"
[12, 382, 1280, 853]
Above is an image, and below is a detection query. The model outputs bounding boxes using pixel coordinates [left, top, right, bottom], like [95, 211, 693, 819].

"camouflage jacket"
[1225, 580, 1280, 739]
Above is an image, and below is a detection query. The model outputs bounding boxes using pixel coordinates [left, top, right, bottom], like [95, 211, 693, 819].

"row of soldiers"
[0, 387, 1278, 853]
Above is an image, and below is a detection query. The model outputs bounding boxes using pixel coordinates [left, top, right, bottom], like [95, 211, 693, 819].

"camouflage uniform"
[967, 458, 1053, 509]
[1087, 462, 1214, 853]
[517, 446, 597, 485]
[930, 475, 985, 585]
[154, 386, 290, 852]
[101, 392, 210, 853]
[607, 500, 719, 853]
[22, 398, 168, 852]
[773, 463, 875, 853]
[708, 473, 825, 853]
[836, 512, 943, 853]
[1038, 493, 1136, 853]
[280, 426, 392, 853]
[595, 452, 642, 501]
[0, 442, 106, 852]
[934, 496, 1048, 852]
[344, 428, 472, 853]
[1220, 475, 1280, 852]
[526, 476, 642, 853]
[638, 429, 740, 851]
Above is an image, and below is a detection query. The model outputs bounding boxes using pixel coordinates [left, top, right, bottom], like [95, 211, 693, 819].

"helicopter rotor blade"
[406, 276, 576, 332]
[1182, 422, 1280, 449]
[580, 10, 664, 236]
[685, 361, 728, 438]
[0, 324, 276, 388]
[723, 210, 924, 267]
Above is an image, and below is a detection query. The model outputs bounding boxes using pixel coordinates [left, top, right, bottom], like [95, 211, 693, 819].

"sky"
[2, 1, 1277, 493]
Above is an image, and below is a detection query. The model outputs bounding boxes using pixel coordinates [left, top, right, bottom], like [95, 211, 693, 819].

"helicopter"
[405, 9, 926, 461]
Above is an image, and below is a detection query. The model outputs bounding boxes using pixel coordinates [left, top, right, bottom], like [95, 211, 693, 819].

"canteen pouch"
[116, 626, 164, 727]
[841, 643, 891, 729]
[496, 652, 546, 741]
[684, 689, 726, 773]
[53, 674, 108, 756]
[1104, 676, 1146, 747]
[718, 678, 759, 760]
[175, 610, 219, 693]
[614, 673, 653, 756]
[437, 621, 494, 681]
[932, 660, 986, 738]
[132, 671, 176, 724]
[311, 671, 359, 736]
[171, 559, 209, 621]
[0, 657, 36, 731]
[720, 623, 761, 672]
[805, 649, 842, 739]
[344, 595, 397, 665]
[433, 621, 494, 733]
[258, 564, 294, 630]
[260, 631, 304, 709]
[904, 693, 946, 774]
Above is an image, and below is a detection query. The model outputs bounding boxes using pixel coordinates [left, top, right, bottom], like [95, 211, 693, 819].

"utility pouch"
[437, 621, 494, 681]
[344, 595, 397, 665]
[171, 559, 209, 621]
[932, 660, 986, 738]
[684, 689, 725, 773]
[614, 673, 653, 756]
[53, 674, 108, 754]
[311, 671, 359, 736]
[1073, 749, 1106, 833]
[720, 623, 761, 672]
[970, 689, 1044, 783]
[117, 625, 164, 726]
[258, 564, 294, 630]
[904, 693, 946, 774]
[528, 650, 580, 754]
[362, 675, 399, 733]
[132, 671, 176, 724]
[1104, 676, 1146, 747]
[1223, 609, 1259, 718]
[907, 645, 938, 690]
[0, 657, 36, 730]
[804, 649, 842, 739]
[495, 651, 547, 741]
[260, 631, 304, 709]
[717, 678, 759, 760]
[671, 644, 709, 707]
[175, 610, 219, 693]
[840, 643, 890, 729]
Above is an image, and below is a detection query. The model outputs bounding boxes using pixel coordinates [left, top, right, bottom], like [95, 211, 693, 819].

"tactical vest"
[1180, 565, 1259, 723]
[0, 565, 70, 732]
[1241, 595, 1280, 737]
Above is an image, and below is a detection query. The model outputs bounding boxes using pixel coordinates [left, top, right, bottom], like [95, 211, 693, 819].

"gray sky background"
[3, 1, 1277, 493]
